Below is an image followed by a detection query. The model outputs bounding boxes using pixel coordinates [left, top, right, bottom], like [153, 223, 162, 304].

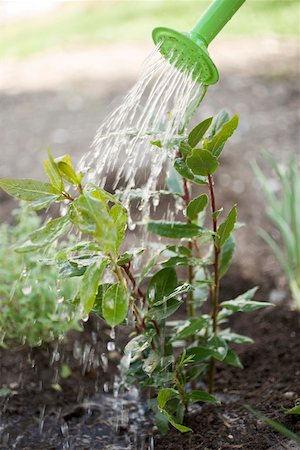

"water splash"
[79, 44, 206, 224]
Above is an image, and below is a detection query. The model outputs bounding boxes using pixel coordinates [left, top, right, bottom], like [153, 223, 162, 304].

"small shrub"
[0, 204, 81, 347]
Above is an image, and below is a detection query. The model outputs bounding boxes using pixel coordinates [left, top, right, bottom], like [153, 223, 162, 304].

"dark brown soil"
[1, 296, 300, 450]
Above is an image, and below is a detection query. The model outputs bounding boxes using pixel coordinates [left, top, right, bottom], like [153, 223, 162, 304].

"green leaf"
[117, 248, 144, 266]
[220, 329, 254, 344]
[44, 150, 64, 192]
[153, 283, 193, 305]
[223, 349, 243, 368]
[178, 141, 192, 158]
[285, 405, 300, 415]
[171, 317, 208, 342]
[221, 287, 273, 313]
[186, 149, 219, 176]
[109, 203, 127, 253]
[187, 390, 220, 405]
[147, 298, 182, 321]
[188, 117, 213, 147]
[69, 191, 117, 252]
[15, 216, 70, 253]
[148, 221, 205, 239]
[102, 283, 128, 327]
[80, 260, 107, 314]
[60, 364, 72, 379]
[161, 410, 192, 433]
[219, 235, 236, 277]
[162, 256, 199, 268]
[208, 336, 228, 361]
[0, 388, 11, 397]
[56, 154, 81, 185]
[185, 346, 216, 362]
[167, 162, 183, 195]
[143, 352, 160, 375]
[0, 178, 61, 209]
[245, 406, 300, 445]
[147, 267, 178, 304]
[174, 158, 207, 185]
[207, 110, 230, 140]
[150, 140, 162, 148]
[206, 114, 239, 157]
[158, 388, 178, 409]
[216, 205, 237, 248]
[155, 409, 170, 434]
[186, 194, 208, 221]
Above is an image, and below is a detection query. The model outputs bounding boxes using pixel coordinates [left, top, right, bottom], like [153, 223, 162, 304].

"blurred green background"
[0, 0, 298, 59]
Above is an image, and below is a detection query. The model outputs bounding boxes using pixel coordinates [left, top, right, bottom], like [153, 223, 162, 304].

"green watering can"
[152, 0, 246, 85]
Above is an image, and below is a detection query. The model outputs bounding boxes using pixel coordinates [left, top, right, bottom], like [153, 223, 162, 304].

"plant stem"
[207, 174, 221, 394]
[182, 177, 195, 318]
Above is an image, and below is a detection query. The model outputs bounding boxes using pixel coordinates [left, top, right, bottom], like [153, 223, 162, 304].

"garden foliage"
[253, 153, 300, 310]
[0, 112, 272, 432]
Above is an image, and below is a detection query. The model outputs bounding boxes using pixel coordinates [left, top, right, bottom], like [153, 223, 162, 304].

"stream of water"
[79, 44, 206, 227]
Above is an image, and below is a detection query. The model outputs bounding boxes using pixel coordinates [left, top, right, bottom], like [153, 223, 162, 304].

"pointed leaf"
[188, 390, 220, 405]
[102, 283, 128, 327]
[188, 117, 213, 147]
[186, 194, 208, 221]
[147, 267, 178, 304]
[0, 178, 61, 209]
[80, 259, 107, 314]
[219, 235, 236, 277]
[15, 215, 71, 253]
[216, 205, 237, 248]
[207, 115, 239, 157]
[44, 150, 64, 192]
[148, 221, 206, 239]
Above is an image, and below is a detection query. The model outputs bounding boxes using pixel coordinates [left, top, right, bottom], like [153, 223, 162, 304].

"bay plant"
[0, 111, 272, 433]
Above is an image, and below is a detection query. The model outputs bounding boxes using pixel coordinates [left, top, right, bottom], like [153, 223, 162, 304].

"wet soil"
[1, 293, 300, 450]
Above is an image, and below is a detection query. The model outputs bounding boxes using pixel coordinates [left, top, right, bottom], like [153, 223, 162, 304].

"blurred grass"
[0, 0, 299, 59]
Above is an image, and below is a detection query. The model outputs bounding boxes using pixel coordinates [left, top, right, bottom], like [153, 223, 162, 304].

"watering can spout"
[152, 0, 246, 85]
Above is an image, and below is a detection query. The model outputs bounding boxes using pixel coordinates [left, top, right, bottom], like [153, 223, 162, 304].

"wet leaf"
[187, 149, 219, 176]
[15, 216, 71, 253]
[171, 317, 208, 342]
[206, 114, 239, 157]
[147, 267, 178, 305]
[188, 117, 213, 147]
[44, 150, 64, 192]
[69, 191, 117, 252]
[167, 163, 183, 195]
[221, 287, 273, 312]
[174, 158, 207, 185]
[102, 283, 128, 327]
[186, 194, 208, 221]
[80, 259, 107, 314]
[148, 221, 206, 239]
[0, 178, 61, 209]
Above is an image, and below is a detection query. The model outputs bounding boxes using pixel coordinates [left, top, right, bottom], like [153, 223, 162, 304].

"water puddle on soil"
[0, 389, 154, 450]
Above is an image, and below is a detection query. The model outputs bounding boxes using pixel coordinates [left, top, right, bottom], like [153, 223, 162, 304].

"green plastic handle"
[191, 0, 246, 46]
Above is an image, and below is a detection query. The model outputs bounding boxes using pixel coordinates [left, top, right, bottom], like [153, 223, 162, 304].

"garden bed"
[1, 284, 299, 450]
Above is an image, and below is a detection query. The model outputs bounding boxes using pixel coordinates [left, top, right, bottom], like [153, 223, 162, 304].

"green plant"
[0, 115, 271, 433]
[245, 405, 300, 445]
[0, 203, 80, 347]
[252, 153, 300, 310]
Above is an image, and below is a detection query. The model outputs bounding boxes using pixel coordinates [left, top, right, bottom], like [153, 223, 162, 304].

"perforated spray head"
[152, 0, 246, 85]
